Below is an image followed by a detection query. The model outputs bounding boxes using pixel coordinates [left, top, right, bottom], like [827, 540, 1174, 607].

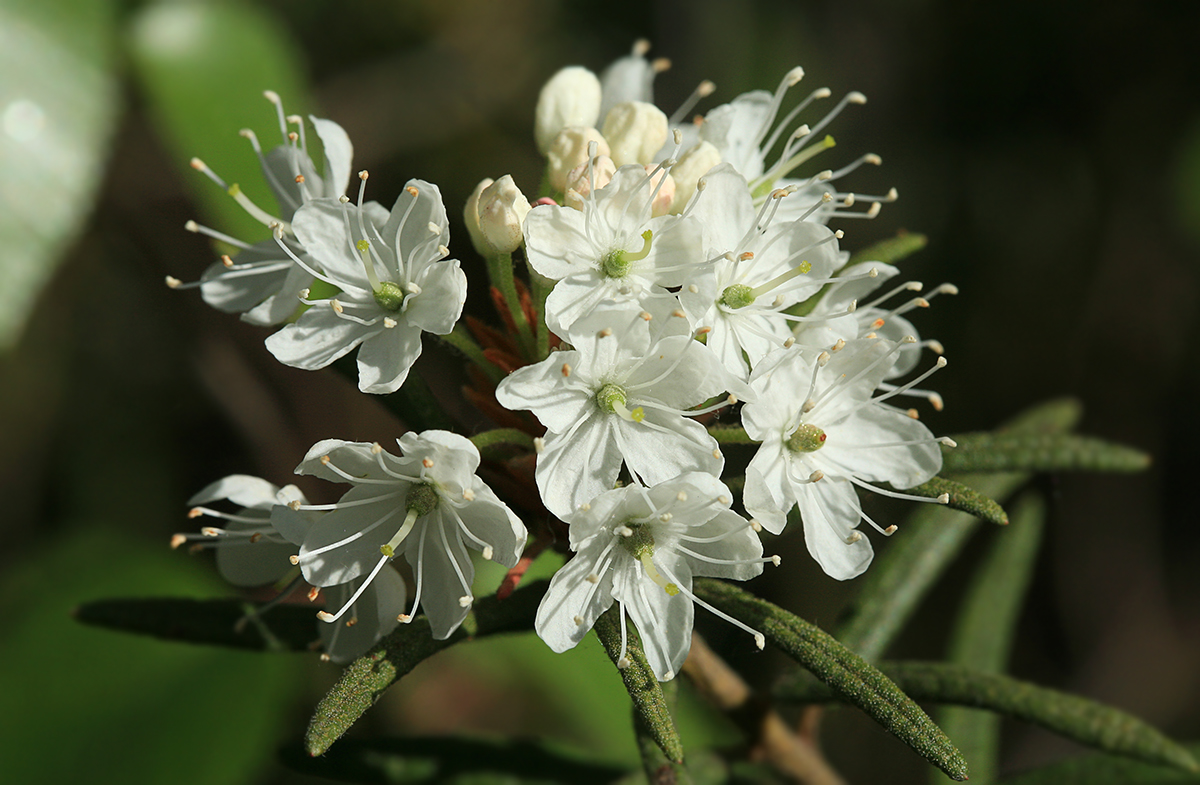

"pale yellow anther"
[406, 185, 419, 197]
[289, 499, 302, 511]
[295, 174, 305, 184]
[598, 327, 613, 337]
[358, 170, 369, 181]
[221, 254, 234, 267]
[462, 488, 476, 501]
[165, 276, 182, 289]
[422, 458, 434, 468]
[561, 363, 572, 377]
[738, 251, 754, 261]
[640, 311, 652, 321]
[330, 299, 344, 314]
[170, 534, 186, 549]
[290, 555, 300, 565]
[687, 284, 698, 293]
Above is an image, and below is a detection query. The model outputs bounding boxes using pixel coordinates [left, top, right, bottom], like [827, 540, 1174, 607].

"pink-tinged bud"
[601, 101, 668, 166]
[669, 141, 721, 213]
[478, 175, 532, 254]
[644, 165, 676, 217]
[547, 126, 610, 192]
[564, 155, 616, 211]
[463, 177, 494, 255]
[535, 66, 602, 154]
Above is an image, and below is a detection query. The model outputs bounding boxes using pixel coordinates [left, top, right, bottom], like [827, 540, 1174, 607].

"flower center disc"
[373, 281, 406, 312]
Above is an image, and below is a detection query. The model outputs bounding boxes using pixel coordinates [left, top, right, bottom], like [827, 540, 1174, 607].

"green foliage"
[999, 744, 1200, 785]
[942, 432, 1151, 474]
[693, 579, 970, 781]
[75, 596, 319, 652]
[0, 0, 119, 350]
[778, 663, 1197, 775]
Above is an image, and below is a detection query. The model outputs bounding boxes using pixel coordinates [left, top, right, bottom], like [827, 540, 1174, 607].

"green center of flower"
[786, 423, 827, 453]
[596, 383, 644, 422]
[380, 483, 439, 558]
[372, 280, 406, 312]
[600, 229, 653, 279]
[719, 283, 755, 309]
[618, 522, 679, 597]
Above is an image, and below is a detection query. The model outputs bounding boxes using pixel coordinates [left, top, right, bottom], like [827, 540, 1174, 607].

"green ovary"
[372, 281, 406, 312]
[786, 423, 827, 453]
[719, 283, 755, 309]
[601, 230, 653, 279]
[618, 523, 680, 596]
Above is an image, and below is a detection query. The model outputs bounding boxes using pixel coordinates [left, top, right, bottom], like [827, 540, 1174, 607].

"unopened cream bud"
[601, 101, 668, 166]
[669, 141, 721, 213]
[535, 66, 602, 154]
[547, 126, 611, 192]
[477, 175, 531, 254]
[463, 177, 493, 256]
[564, 154, 617, 210]
[644, 165, 676, 217]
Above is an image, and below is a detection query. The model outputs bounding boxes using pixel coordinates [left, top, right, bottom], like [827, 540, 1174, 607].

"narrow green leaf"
[999, 743, 1200, 784]
[74, 597, 317, 652]
[0, 0, 119, 350]
[281, 736, 629, 784]
[129, 0, 312, 243]
[694, 580, 969, 781]
[942, 432, 1151, 474]
[935, 492, 1047, 783]
[593, 607, 688, 767]
[776, 662, 1199, 775]
[901, 476, 1010, 525]
[834, 397, 1082, 661]
[847, 231, 929, 267]
[305, 580, 548, 756]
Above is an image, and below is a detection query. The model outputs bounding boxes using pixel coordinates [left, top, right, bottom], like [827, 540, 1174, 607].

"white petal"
[294, 439, 394, 483]
[743, 449, 793, 535]
[214, 519, 293, 587]
[403, 259, 467, 335]
[265, 304, 375, 371]
[494, 351, 593, 434]
[187, 474, 279, 508]
[405, 516, 475, 640]
[618, 412, 722, 488]
[455, 481, 528, 568]
[310, 116, 353, 198]
[355, 323, 423, 394]
[820, 404, 942, 488]
[396, 430, 482, 488]
[797, 480, 873, 580]
[535, 411, 623, 520]
[614, 556, 694, 681]
[679, 509, 764, 581]
[535, 544, 616, 653]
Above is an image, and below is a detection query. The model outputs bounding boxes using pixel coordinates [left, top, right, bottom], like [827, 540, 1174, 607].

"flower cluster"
[170, 44, 954, 677]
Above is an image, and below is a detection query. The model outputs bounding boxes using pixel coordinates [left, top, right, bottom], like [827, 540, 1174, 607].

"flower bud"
[601, 101, 669, 166]
[546, 126, 610, 193]
[669, 141, 721, 213]
[463, 178, 493, 256]
[535, 66, 602, 154]
[477, 175, 531, 254]
[564, 155, 616, 211]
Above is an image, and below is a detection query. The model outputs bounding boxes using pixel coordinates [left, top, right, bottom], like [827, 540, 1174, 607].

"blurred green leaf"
[694, 580, 969, 781]
[128, 0, 312, 243]
[0, 0, 118, 350]
[777, 662, 1197, 775]
[999, 743, 1200, 785]
[901, 476, 1010, 525]
[281, 736, 629, 784]
[306, 580, 549, 757]
[942, 432, 1151, 474]
[934, 492, 1046, 783]
[75, 596, 319, 651]
[0, 524, 300, 785]
[593, 607, 688, 771]
[834, 397, 1083, 661]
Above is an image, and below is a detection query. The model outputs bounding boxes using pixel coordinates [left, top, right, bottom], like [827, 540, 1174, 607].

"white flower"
[279, 431, 527, 640]
[170, 92, 355, 326]
[535, 474, 775, 681]
[264, 175, 467, 394]
[172, 474, 407, 662]
[678, 164, 845, 379]
[171, 474, 310, 587]
[695, 68, 894, 224]
[524, 164, 701, 335]
[741, 340, 946, 579]
[535, 66, 602, 154]
[495, 303, 747, 519]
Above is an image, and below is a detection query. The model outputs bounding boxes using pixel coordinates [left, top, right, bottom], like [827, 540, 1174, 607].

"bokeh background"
[2, 0, 1199, 782]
